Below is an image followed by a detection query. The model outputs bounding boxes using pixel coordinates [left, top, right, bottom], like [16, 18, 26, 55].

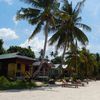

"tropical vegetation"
[0, 0, 100, 90]
[15, 0, 100, 80]
[7, 46, 35, 58]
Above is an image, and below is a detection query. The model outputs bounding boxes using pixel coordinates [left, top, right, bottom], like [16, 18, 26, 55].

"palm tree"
[16, 0, 59, 59]
[66, 47, 97, 79]
[78, 48, 97, 78]
[49, 0, 91, 68]
[65, 42, 79, 71]
[16, 0, 59, 78]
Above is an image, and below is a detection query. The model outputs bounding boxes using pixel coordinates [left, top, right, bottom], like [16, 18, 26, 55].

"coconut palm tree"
[49, 0, 91, 68]
[66, 47, 97, 79]
[16, 0, 59, 78]
[65, 42, 79, 71]
[16, 0, 59, 59]
[79, 48, 97, 78]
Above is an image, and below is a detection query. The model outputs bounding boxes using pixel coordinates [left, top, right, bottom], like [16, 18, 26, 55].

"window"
[25, 65, 30, 71]
[17, 63, 21, 70]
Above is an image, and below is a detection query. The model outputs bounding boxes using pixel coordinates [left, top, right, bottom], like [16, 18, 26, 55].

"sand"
[0, 81, 100, 100]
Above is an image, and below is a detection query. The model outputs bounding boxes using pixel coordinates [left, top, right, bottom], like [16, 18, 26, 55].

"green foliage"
[0, 76, 37, 90]
[96, 53, 100, 62]
[51, 56, 62, 64]
[0, 76, 10, 90]
[49, 0, 91, 69]
[10, 80, 27, 89]
[0, 39, 5, 54]
[49, 0, 91, 50]
[7, 46, 35, 58]
[65, 48, 100, 79]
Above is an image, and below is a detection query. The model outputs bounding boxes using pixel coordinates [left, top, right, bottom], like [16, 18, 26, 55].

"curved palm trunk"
[32, 60, 44, 78]
[32, 22, 49, 79]
[59, 42, 67, 77]
[75, 41, 78, 73]
[61, 42, 67, 67]
[43, 21, 49, 59]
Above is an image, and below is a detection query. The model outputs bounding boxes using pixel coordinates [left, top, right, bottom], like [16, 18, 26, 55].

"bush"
[10, 80, 37, 89]
[0, 76, 37, 90]
[0, 76, 10, 90]
[10, 80, 27, 89]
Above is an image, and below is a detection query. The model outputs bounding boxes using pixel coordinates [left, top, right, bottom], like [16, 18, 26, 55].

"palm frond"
[74, 26, 89, 45]
[76, 23, 91, 32]
[74, 16, 82, 23]
[20, 0, 43, 8]
[28, 15, 41, 25]
[74, 0, 86, 17]
[16, 8, 40, 21]
[29, 21, 43, 40]
[49, 31, 61, 45]
[49, 16, 56, 27]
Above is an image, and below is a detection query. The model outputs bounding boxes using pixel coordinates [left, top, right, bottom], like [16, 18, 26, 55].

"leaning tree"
[16, 0, 59, 78]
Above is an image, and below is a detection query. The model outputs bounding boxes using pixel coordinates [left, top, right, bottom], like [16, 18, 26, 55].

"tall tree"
[79, 48, 97, 78]
[16, 0, 59, 78]
[49, 0, 91, 68]
[0, 39, 5, 54]
[16, 0, 59, 59]
[66, 48, 97, 79]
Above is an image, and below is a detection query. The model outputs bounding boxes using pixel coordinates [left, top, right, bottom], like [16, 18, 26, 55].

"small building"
[32, 61, 53, 80]
[0, 52, 34, 79]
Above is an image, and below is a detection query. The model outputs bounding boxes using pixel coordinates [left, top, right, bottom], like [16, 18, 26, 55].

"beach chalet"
[0, 52, 34, 79]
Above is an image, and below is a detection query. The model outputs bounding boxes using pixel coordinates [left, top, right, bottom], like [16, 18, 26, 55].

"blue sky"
[0, 0, 100, 57]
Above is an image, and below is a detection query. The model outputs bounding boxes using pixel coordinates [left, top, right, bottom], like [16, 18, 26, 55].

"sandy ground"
[0, 81, 100, 100]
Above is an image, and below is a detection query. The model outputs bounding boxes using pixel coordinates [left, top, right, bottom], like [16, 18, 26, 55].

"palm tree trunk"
[61, 42, 67, 67]
[32, 21, 49, 79]
[58, 42, 67, 78]
[32, 60, 44, 78]
[75, 41, 78, 73]
[43, 21, 49, 59]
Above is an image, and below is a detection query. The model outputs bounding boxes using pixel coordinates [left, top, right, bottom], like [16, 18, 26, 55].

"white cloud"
[21, 37, 44, 52]
[20, 36, 59, 57]
[0, 28, 19, 40]
[0, 0, 13, 5]
[20, 35, 64, 58]
[13, 15, 19, 25]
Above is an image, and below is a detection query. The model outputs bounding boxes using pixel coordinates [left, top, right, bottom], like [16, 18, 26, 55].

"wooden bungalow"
[0, 52, 34, 79]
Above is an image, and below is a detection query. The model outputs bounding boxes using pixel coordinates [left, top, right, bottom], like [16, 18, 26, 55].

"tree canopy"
[7, 46, 35, 58]
[0, 39, 5, 54]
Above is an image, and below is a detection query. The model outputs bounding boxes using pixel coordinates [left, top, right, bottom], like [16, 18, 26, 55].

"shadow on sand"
[0, 84, 80, 93]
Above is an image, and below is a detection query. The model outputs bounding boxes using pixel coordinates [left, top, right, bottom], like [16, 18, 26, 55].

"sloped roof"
[33, 61, 54, 68]
[0, 52, 34, 61]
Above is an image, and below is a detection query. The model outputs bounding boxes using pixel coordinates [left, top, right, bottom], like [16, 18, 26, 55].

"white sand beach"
[0, 81, 100, 100]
